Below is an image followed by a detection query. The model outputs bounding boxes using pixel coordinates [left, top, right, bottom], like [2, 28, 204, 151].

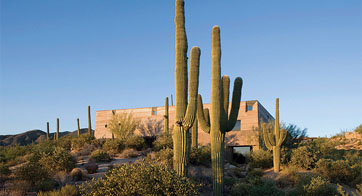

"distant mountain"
[0, 128, 92, 146]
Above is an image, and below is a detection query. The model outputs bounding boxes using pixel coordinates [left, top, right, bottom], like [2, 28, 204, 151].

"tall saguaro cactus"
[56, 118, 59, 141]
[173, 0, 200, 177]
[77, 118, 80, 137]
[46, 122, 50, 140]
[164, 97, 169, 133]
[197, 26, 243, 196]
[262, 98, 287, 172]
[88, 105, 92, 136]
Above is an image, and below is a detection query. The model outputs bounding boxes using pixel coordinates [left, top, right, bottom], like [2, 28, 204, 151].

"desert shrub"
[125, 135, 145, 150]
[120, 148, 140, 158]
[71, 134, 94, 150]
[91, 138, 106, 148]
[57, 136, 73, 150]
[249, 149, 273, 169]
[76, 143, 96, 156]
[90, 149, 111, 162]
[107, 112, 139, 140]
[231, 180, 285, 196]
[145, 148, 173, 167]
[152, 132, 173, 151]
[245, 169, 264, 185]
[78, 161, 198, 196]
[37, 184, 78, 196]
[38, 147, 76, 174]
[289, 146, 316, 169]
[0, 162, 10, 176]
[353, 184, 362, 196]
[189, 145, 211, 166]
[0, 145, 29, 164]
[14, 162, 55, 191]
[276, 166, 301, 188]
[53, 171, 71, 186]
[287, 174, 337, 196]
[344, 150, 362, 165]
[307, 138, 343, 160]
[315, 159, 360, 186]
[354, 124, 362, 134]
[102, 139, 125, 155]
[302, 176, 337, 196]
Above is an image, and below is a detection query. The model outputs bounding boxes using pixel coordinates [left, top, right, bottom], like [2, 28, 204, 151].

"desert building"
[95, 100, 274, 157]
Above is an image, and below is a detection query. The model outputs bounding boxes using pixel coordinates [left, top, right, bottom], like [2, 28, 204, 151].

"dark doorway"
[232, 146, 252, 164]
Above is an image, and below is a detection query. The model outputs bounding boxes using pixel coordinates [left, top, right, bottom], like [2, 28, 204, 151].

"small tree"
[107, 113, 139, 140]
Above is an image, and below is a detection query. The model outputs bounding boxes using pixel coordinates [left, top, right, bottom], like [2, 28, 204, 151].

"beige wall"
[95, 100, 273, 150]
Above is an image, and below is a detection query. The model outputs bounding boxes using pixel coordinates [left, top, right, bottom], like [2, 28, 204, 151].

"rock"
[85, 162, 98, 174]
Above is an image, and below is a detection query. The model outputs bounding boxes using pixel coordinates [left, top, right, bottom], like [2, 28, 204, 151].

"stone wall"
[95, 100, 273, 150]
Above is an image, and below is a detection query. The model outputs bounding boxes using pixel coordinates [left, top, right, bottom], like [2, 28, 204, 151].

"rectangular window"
[247, 105, 253, 111]
[231, 120, 241, 131]
[152, 107, 157, 115]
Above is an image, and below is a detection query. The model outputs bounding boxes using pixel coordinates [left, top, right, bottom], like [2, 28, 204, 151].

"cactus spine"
[191, 120, 198, 148]
[173, 0, 200, 177]
[164, 97, 169, 133]
[77, 118, 80, 137]
[88, 105, 92, 136]
[46, 122, 50, 140]
[197, 26, 243, 196]
[262, 98, 287, 172]
[56, 118, 59, 141]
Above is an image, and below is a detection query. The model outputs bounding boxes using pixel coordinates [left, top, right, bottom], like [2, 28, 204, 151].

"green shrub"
[231, 180, 285, 196]
[71, 134, 94, 150]
[303, 176, 337, 196]
[125, 136, 145, 150]
[354, 124, 362, 134]
[189, 145, 211, 166]
[250, 149, 273, 169]
[90, 149, 111, 162]
[146, 148, 173, 168]
[37, 184, 78, 196]
[153, 132, 173, 151]
[38, 147, 76, 174]
[0, 145, 29, 164]
[246, 169, 264, 185]
[102, 139, 125, 155]
[91, 138, 106, 148]
[289, 146, 316, 169]
[78, 161, 198, 196]
[287, 174, 337, 196]
[57, 136, 73, 150]
[315, 159, 360, 186]
[276, 166, 301, 188]
[14, 162, 55, 191]
[353, 184, 362, 196]
[0, 162, 10, 176]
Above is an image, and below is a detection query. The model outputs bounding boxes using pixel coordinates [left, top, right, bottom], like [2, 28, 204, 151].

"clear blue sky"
[1, 0, 361, 137]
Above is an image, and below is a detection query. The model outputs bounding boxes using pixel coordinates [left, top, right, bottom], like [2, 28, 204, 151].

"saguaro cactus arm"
[197, 94, 210, 134]
[262, 124, 273, 150]
[164, 97, 169, 132]
[183, 47, 200, 130]
[277, 129, 288, 146]
[220, 76, 229, 131]
[226, 77, 243, 131]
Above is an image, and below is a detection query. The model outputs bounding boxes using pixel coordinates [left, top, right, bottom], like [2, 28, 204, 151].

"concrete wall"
[95, 100, 274, 150]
